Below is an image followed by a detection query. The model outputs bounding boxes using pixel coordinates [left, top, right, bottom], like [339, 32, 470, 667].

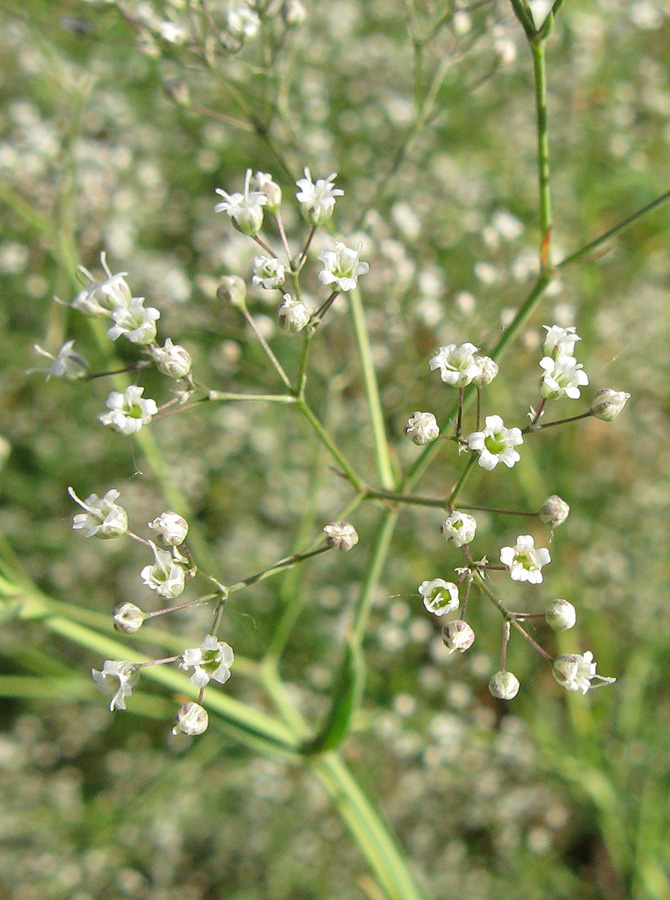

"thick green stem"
[532, 40, 553, 268]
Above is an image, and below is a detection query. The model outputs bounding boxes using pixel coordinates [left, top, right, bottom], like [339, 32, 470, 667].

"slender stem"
[226, 546, 331, 595]
[457, 504, 537, 517]
[351, 510, 400, 644]
[207, 390, 297, 404]
[509, 0, 537, 39]
[500, 621, 511, 671]
[242, 307, 292, 388]
[365, 489, 448, 509]
[522, 410, 591, 433]
[531, 40, 553, 269]
[296, 399, 366, 492]
[446, 455, 478, 509]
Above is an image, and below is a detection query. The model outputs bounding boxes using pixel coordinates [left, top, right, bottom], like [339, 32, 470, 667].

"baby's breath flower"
[99, 385, 158, 435]
[543, 324, 581, 358]
[404, 411, 440, 445]
[545, 599, 576, 631]
[295, 168, 344, 225]
[552, 652, 616, 694]
[152, 339, 192, 378]
[489, 670, 520, 699]
[539, 355, 589, 400]
[113, 602, 145, 634]
[472, 355, 499, 386]
[92, 660, 140, 711]
[181, 635, 234, 689]
[226, 5, 261, 41]
[69, 486, 128, 539]
[419, 579, 459, 616]
[71, 254, 133, 318]
[253, 255, 286, 290]
[278, 294, 310, 332]
[217, 275, 247, 309]
[107, 297, 160, 345]
[215, 169, 267, 236]
[590, 389, 631, 421]
[141, 541, 186, 599]
[324, 521, 359, 551]
[538, 494, 570, 527]
[441, 620, 475, 654]
[148, 511, 189, 546]
[467, 415, 523, 470]
[253, 172, 282, 213]
[500, 534, 550, 584]
[318, 242, 369, 292]
[30, 340, 89, 382]
[172, 701, 209, 736]
[282, 0, 307, 26]
[441, 511, 477, 547]
[429, 342, 479, 387]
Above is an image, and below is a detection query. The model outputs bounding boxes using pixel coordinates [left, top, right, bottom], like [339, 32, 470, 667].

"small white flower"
[553, 652, 616, 694]
[323, 521, 359, 551]
[141, 541, 186, 599]
[500, 534, 551, 584]
[215, 169, 267, 236]
[107, 296, 160, 344]
[278, 294, 310, 333]
[590, 389, 631, 422]
[441, 620, 475, 654]
[148, 511, 189, 546]
[441, 511, 477, 547]
[472, 355, 499, 386]
[172, 701, 209, 736]
[69, 486, 128, 538]
[539, 355, 589, 400]
[538, 494, 570, 527]
[99, 385, 158, 435]
[282, 0, 307, 27]
[318, 242, 369, 292]
[253, 172, 282, 212]
[545, 599, 576, 631]
[30, 341, 89, 382]
[152, 339, 192, 378]
[295, 168, 344, 225]
[489, 671, 520, 700]
[543, 324, 581, 358]
[71, 253, 134, 318]
[226, 5, 261, 41]
[404, 411, 440, 445]
[467, 415, 523, 470]
[418, 579, 459, 616]
[429, 343, 480, 388]
[113, 602, 145, 634]
[92, 660, 140, 711]
[181, 635, 234, 689]
[252, 255, 286, 290]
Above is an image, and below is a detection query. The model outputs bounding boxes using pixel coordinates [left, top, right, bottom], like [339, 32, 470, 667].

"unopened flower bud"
[278, 294, 310, 333]
[152, 339, 192, 378]
[113, 602, 145, 634]
[172, 701, 209, 736]
[149, 511, 189, 546]
[441, 511, 477, 547]
[323, 521, 359, 551]
[254, 172, 282, 213]
[404, 411, 440, 445]
[217, 275, 247, 310]
[441, 620, 475, 654]
[590, 389, 630, 422]
[472, 355, 499, 386]
[545, 598, 576, 631]
[488, 670, 520, 700]
[282, 0, 307, 26]
[538, 494, 570, 528]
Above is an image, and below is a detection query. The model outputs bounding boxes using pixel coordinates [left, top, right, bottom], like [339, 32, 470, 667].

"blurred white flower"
[467, 415, 523, 470]
[296, 168, 343, 225]
[500, 534, 550, 584]
[30, 340, 89, 382]
[318, 242, 369, 292]
[69, 486, 128, 538]
[553, 652, 616, 694]
[71, 253, 133, 318]
[181, 635, 234, 689]
[429, 342, 480, 387]
[92, 660, 140, 711]
[99, 385, 158, 435]
[226, 5, 261, 41]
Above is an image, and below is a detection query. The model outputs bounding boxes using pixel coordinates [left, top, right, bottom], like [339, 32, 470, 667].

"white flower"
[418, 579, 459, 616]
[172, 701, 209, 736]
[429, 343, 480, 387]
[152, 339, 192, 378]
[467, 415, 523, 470]
[323, 521, 359, 551]
[278, 294, 310, 332]
[441, 620, 475, 654]
[69, 486, 128, 538]
[141, 541, 186, 599]
[107, 296, 160, 344]
[441, 511, 477, 547]
[92, 660, 140, 711]
[113, 602, 145, 634]
[148, 511, 189, 546]
[30, 341, 89, 382]
[181, 635, 234, 689]
[252, 255, 286, 289]
[295, 168, 344, 225]
[538, 494, 570, 527]
[591, 389, 631, 422]
[500, 534, 551, 584]
[99, 385, 158, 435]
[318, 242, 369, 292]
[488, 671, 520, 699]
[472, 355, 499, 386]
[226, 5, 261, 41]
[553, 652, 616, 694]
[545, 599, 576, 631]
[71, 253, 134, 318]
[404, 411, 440, 445]
[543, 324, 581, 358]
[253, 172, 282, 212]
[539, 355, 589, 400]
[215, 169, 267, 236]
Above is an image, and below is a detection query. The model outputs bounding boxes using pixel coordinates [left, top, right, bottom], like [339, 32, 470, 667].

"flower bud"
[152, 340, 192, 379]
[441, 511, 477, 547]
[113, 602, 145, 634]
[590, 389, 630, 422]
[254, 172, 282, 213]
[323, 521, 359, 551]
[441, 620, 475, 654]
[488, 670, 520, 700]
[172, 701, 209, 736]
[404, 411, 440, 446]
[217, 275, 247, 310]
[149, 511, 189, 546]
[278, 294, 310, 333]
[282, 0, 307, 26]
[545, 598, 576, 631]
[472, 355, 499, 386]
[538, 494, 570, 528]
[164, 79, 191, 106]
[418, 579, 459, 616]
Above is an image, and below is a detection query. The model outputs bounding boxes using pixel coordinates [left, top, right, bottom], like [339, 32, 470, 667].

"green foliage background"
[1, 1, 669, 899]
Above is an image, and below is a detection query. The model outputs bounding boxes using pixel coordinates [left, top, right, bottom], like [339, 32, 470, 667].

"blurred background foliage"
[1, 0, 669, 898]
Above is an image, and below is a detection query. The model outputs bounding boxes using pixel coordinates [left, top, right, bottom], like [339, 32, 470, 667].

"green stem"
[352, 510, 400, 644]
[296, 399, 366, 492]
[531, 39, 552, 268]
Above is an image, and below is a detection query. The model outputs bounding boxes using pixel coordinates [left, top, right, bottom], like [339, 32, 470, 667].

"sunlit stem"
[297, 224, 317, 270]
[252, 233, 277, 257]
[447, 454, 477, 509]
[242, 307, 292, 388]
[500, 621, 511, 671]
[522, 410, 592, 433]
[226, 545, 331, 595]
